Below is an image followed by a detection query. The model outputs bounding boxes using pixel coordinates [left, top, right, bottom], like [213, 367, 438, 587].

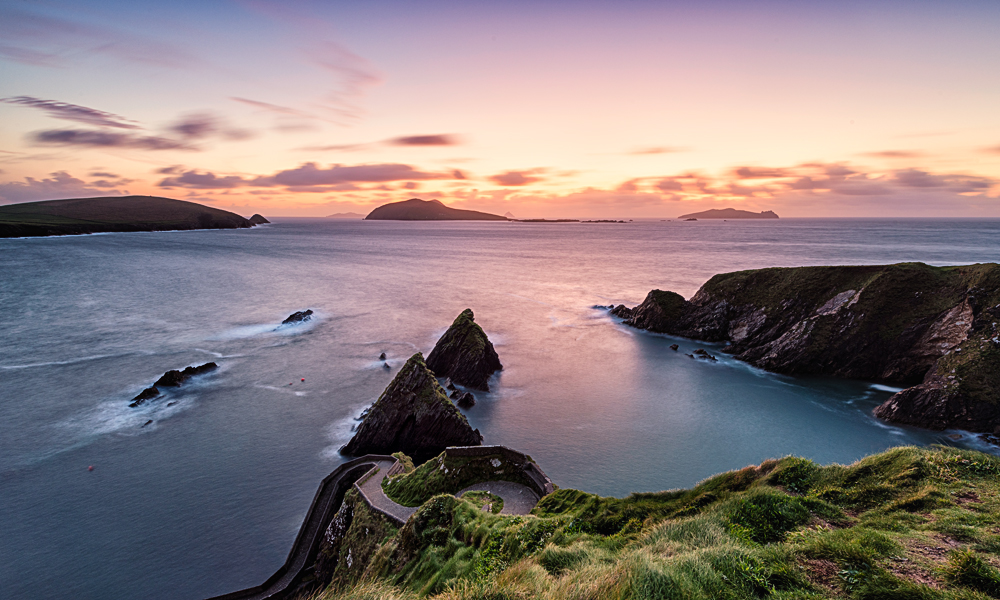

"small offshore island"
[0, 195, 267, 238]
[365, 198, 508, 221]
[678, 207, 780, 219]
[213, 275, 1000, 600]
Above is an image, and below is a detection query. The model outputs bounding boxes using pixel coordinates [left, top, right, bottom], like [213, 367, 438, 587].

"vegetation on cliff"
[426, 309, 503, 391]
[615, 262, 1000, 433]
[364, 199, 508, 221]
[0, 195, 259, 237]
[382, 450, 539, 507]
[340, 353, 482, 461]
[311, 445, 1000, 600]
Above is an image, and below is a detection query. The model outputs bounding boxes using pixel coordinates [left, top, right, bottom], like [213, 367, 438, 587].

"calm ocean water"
[2, 218, 999, 599]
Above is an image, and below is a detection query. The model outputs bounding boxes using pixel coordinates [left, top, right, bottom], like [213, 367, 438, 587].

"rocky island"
[612, 262, 1000, 433]
[678, 207, 779, 219]
[0, 195, 266, 238]
[426, 308, 503, 391]
[340, 353, 483, 461]
[364, 198, 508, 221]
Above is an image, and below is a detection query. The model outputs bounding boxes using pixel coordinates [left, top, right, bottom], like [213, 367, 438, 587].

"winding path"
[205, 446, 552, 600]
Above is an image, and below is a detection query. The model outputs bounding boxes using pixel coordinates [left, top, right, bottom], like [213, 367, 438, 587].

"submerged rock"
[130, 362, 217, 407]
[669, 344, 679, 351]
[693, 349, 717, 361]
[281, 309, 313, 325]
[340, 353, 482, 461]
[425, 309, 502, 391]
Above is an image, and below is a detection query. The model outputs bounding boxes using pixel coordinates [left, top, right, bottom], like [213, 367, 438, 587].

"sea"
[2, 217, 999, 600]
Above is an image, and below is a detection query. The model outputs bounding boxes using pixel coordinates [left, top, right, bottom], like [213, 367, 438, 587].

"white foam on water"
[1, 353, 116, 370]
[870, 384, 905, 393]
[320, 407, 371, 459]
[209, 311, 324, 341]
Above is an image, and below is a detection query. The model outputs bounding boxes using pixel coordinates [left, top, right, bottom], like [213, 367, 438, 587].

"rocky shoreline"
[610, 262, 1000, 435]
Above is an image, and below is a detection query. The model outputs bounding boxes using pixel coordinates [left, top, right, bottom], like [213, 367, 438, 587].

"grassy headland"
[312, 445, 1000, 600]
[0, 195, 258, 237]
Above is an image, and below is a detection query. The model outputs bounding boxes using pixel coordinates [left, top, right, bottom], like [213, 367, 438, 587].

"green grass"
[382, 451, 537, 508]
[313, 445, 1000, 600]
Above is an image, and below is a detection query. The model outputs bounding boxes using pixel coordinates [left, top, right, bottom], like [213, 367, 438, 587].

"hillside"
[0, 195, 259, 238]
[365, 198, 508, 221]
[310, 445, 1000, 600]
[612, 262, 1000, 433]
[678, 208, 779, 219]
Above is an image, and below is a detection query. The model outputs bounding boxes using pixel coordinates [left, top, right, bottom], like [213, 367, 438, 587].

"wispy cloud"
[489, 169, 546, 186]
[31, 129, 195, 151]
[0, 7, 197, 68]
[627, 146, 688, 155]
[861, 150, 925, 159]
[388, 135, 460, 146]
[157, 162, 462, 190]
[1, 96, 139, 129]
[0, 171, 126, 204]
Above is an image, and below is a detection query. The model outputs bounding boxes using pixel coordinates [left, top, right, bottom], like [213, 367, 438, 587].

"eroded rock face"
[425, 309, 502, 391]
[340, 353, 482, 461]
[616, 263, 1000, 433]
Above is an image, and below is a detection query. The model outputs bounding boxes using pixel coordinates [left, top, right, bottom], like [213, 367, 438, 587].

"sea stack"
[340, 353, 482, 461]
[425, 309, 503, 391]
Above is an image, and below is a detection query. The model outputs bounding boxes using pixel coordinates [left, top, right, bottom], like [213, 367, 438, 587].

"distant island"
[326, 212, 366, 219]
[364, 198, 508, 221]
[677, 208, 779, 219]
[0, 196, 267, 238]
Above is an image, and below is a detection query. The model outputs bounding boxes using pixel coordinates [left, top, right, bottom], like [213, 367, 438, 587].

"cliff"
[364, 198, 508, 221]
[678, 208, 779, 219]
[614, 263, 1000, 433]
[340, 353, 482, 461]
[0, 196, 260, 238]
[308, 445, 1000, 600]
[425, 309, 503, 391]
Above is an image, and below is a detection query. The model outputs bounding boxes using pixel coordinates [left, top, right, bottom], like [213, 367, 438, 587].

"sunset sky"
[1, 0, 999, 218]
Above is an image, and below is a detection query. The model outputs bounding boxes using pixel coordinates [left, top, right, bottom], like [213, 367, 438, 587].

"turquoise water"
[2, 218, 999, 599]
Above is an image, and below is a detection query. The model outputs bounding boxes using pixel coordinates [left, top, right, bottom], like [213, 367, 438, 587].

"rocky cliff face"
[425, 309, 503, 391]
[340, 353, 482, 461]
[615, 263, 1000, 433]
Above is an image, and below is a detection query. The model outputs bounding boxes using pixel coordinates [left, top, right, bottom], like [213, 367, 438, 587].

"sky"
[1, 0, 999, 218]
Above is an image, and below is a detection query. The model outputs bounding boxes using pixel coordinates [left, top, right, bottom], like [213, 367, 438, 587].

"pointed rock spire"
[340, 352, 482, 461]
[425, 309, 502, 391]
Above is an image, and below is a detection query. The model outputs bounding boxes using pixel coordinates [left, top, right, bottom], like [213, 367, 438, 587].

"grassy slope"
[0, 195, 252, 236]
[315, 445, 1000, 600]
[382, 450, 537, 507]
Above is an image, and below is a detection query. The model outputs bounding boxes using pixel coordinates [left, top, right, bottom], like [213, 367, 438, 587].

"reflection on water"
[1, 218, 999, 600]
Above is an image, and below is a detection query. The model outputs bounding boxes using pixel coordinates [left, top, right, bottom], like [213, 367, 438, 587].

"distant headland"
[0, 195, 267, 238]
[364, 198, 508, 221]
[326, 212, 366, 219]
[678, 207, 779, 219]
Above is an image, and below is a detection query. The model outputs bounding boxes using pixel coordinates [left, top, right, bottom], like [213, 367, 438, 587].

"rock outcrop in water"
[281, 309, 313, 325]
[248, 214, 270, 225]
[613, 263, 1000, 433]
[340, 353, 482, 461]
[425, 309, 503, 391]
[130, 362, 218, 407]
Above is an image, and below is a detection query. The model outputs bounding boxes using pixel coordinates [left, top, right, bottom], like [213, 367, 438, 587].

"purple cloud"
[261, 163, 449, 187]
[1, 96, 139, 129]
[88, 171, 120, 178]
[0, 171, 124, 204]
[32, 129, 193, 150]
[490, 170, 545, 186]
[733, 167, 790, 179]
[388, 135, 460, 146]
[158, 170, 247, 189]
